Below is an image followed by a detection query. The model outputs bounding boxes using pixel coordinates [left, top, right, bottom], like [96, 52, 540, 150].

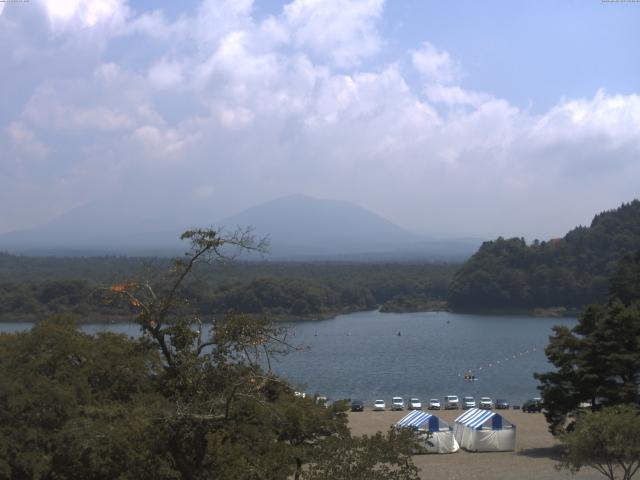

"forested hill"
[448, 200, 640, 310]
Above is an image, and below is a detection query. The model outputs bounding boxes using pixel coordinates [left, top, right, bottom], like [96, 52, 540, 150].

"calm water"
[0, 311, 576, 406]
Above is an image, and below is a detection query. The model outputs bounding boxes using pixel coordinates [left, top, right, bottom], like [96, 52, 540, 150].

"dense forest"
[0, 229, 421, 479]
[449, 200, 640, 310]
[0, 254, 457, 322]
[4, 200, 640, 320]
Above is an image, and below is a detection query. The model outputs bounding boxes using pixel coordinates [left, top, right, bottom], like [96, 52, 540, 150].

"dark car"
[522, 398, 543, 413]
[495, 399, 510, 409]
[351, 399, 364, 412]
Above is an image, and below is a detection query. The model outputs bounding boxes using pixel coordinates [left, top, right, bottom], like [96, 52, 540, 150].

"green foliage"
[301, 429, 420, 480]
[536, 252, 640, 434]
[558, 405, 640, 480]
[0, 229, 421, 479]
[0, 316, 174, 479]
[449, 200, 640, 309]
[0, 256, 458, 322]
[379, 295, 447, 313]
[610, 251, 640, 306]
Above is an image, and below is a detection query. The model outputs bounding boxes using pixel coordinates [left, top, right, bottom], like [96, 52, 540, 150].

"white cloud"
[411, 42, 459, 84]
[425, 84, 491, 107]
[131, 124, 198, 159]
[284, 0, 383, 67]
[43, 0, 129, 31]
[0, 0, 639, 239]
[148, 59, 185, 89]
[7, 121, 50, 160]
[23, 91, 134, 132]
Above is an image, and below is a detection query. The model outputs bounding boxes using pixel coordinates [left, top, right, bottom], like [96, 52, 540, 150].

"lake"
[0, 310, 576, 406]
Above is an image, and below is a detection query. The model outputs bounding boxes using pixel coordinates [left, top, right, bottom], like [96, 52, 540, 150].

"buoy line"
[458, 346, 541, 379]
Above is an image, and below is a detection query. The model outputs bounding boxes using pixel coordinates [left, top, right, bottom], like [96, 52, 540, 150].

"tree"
[610, 251, 640, 306]
[449, 200, 640, 310]
[0, 228, 421, 479]
[536, 251, 640, 434]
[301, 429, 420, 480]
[558, 405, 640, 480]
[0, 316, 175, 479]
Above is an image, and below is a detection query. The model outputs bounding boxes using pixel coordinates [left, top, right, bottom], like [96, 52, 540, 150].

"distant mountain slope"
[448, 200, 640, 309]
[219, 194, 422, 257]
[0, 195, 206, 255]
[0, 194, 480, 259]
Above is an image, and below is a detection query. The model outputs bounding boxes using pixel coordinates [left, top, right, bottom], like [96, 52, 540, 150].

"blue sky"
[385, 0, 640, 111]
[1, 0, 639, 240]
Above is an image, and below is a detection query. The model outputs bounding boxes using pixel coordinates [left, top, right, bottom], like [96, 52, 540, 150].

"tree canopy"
[535, 250, 640, 435]
[0, 228, 420, 480]
[449, 200, 640, 310]
[558, 405, 640, 480]
[0, 253, 456, 323]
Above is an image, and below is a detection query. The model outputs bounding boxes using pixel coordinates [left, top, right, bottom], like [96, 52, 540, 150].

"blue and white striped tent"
[453, 408, 516, 452]
[396, 411, 442, 432]
[396, 411, 459, 453]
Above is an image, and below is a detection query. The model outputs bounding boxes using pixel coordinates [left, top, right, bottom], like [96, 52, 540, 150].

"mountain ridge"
[0, 194, 480, 260]
[448, 199, 640, 309]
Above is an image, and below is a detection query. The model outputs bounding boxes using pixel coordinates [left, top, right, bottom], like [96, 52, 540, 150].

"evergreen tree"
[449, 200, 640, 310]
[535, 250, 640, 434]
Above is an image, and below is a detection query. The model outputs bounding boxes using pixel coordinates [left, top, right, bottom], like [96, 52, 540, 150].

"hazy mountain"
[0, 194, 481, 259]
[219, 195, 414, 256]
[0, 195, 199, 256]
[219, 195, 481, 259]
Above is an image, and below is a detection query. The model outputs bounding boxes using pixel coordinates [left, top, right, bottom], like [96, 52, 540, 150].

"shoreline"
[0, 305, 580, 325]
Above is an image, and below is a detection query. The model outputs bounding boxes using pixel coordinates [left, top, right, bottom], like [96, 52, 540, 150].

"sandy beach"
[348, 408, 602, 480]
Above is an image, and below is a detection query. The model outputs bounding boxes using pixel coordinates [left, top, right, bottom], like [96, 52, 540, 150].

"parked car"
[444, 395, 459, 409]
[428, 398, 441, 410]
[462, 396, 476, 409]
[479, 397, 493, 409]
[373, 399, 386, 411]
[409, 398, 422, 410]
[522, 398, 543, 413]
[351, 399, 364, 412]
[391, 397, 405, 411]
[315, 395, 328, 407]
[495, 399, 510, 409]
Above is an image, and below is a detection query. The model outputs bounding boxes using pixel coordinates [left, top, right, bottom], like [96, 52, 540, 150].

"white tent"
[396, 410, 459, 454]
[453, 408, 516, 452]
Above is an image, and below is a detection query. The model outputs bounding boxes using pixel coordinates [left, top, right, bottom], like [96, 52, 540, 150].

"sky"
[1, 0, 639, 240]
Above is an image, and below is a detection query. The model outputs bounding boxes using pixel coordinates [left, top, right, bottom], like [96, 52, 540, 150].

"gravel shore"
[348, 409, 602, 480]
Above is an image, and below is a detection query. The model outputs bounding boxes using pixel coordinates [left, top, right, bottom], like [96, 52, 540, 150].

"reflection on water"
[0, 310, 576, 405]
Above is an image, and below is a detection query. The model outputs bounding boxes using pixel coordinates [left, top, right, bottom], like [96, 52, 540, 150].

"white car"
[462, 396, 476, 409]
[428, 398, 441, 410]
[444, 395, 459, 409]
[391, 397, 405, 410]
[373, 399, 386, 411]
[479, 397, 493, 409]
[409, 398, 422, 410]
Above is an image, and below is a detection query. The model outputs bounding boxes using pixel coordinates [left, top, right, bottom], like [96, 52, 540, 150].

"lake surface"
[0, 311, 576, 406]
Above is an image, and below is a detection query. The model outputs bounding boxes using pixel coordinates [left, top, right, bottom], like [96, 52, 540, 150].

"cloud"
[411, 42, 459, 84]
[424, 84, 491, 107]
[43, 0, 130, 31]
[148, 58, 185, 89]
[0, 0, 639, 239]
[283, 0, 383, 67]
[6, 121, 50, 161]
